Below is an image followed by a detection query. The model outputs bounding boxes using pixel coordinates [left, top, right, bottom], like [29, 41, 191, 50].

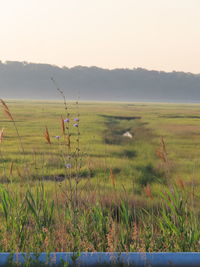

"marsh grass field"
[1, 99, 200, 254]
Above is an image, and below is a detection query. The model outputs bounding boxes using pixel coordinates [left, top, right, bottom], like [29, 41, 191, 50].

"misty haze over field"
[0, 61, 200, 102]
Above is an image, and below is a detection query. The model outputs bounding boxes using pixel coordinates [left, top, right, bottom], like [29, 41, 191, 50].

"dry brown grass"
[144, 184, 153, 200]
[60, 116, 65, 135]
[107, 220, 116, 252]
[176, 178, 185, 190]
[0, 128, 4, 143]
[109, 168, 116, 188]
[44, 126, 51, 145]
[156, 137, 168, 163]
[0, 99, 25, 153]
[0, 99, 14, 121]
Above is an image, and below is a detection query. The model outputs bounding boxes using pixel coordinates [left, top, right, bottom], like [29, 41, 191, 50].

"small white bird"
[123, 131, 133, 139]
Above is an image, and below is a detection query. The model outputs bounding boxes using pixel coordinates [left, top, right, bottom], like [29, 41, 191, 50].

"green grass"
[1, 100, 200, 254]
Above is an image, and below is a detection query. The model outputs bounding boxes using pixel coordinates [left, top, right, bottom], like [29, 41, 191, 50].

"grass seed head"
[0, 99, 14, 121]
[44, 126, 51, 144]
[0, 128, 4, 143]
[176, 178, 185, 190]
[9, 162, 14, 176]
[144, 184, 153, 199]
[0, 99, 9, 111]
[109, 168, 116, 188]
[61, 116, 65, 135]
[156, 137, 168, 162]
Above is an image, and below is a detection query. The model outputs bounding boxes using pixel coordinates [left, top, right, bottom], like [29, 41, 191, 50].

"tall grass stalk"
[0, 99, 24, 154]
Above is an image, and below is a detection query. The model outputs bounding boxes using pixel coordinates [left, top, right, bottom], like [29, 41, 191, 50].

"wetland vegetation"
[0, 100, 200, 253]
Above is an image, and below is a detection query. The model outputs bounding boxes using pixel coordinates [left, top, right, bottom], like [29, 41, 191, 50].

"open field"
[1, 100, 200, 253]
[1, 100, 200, 194]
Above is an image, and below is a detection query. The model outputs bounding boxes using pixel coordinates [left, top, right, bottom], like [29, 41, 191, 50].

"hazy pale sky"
[0, 0, 200, 73]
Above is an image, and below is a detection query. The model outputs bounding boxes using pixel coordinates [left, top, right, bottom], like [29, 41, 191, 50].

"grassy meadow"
[1, 99, 200, 254]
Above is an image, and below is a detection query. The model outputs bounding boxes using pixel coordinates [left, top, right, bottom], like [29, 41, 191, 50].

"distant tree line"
[0, 61, 200, 102]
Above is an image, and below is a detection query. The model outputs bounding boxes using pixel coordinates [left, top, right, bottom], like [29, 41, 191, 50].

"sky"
[0, 0, 200, 73]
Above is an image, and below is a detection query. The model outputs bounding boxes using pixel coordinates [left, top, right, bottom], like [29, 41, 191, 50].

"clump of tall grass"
[0, 173, 200, 253]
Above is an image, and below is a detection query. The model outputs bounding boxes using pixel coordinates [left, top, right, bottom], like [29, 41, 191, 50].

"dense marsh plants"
[0, 98, 200, 257]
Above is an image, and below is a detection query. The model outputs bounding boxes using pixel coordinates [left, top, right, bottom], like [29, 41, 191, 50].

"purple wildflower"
[64, 118, 70, 123]
[55, 135, 60, 139]
[74, 118, 79, 122]
[73, 123, 78, 127]
[65, 163, 72, 168]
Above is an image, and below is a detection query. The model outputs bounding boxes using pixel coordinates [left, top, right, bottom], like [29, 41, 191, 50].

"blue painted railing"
[0, 252, 200, 266]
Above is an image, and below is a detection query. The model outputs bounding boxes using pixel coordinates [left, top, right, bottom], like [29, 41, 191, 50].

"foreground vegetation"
[0, 99, 200, 253]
